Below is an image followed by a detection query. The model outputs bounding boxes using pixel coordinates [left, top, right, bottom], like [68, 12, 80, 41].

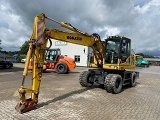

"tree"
[7, 51, 19, 56]
[19, 41, 29, 55]
[136, 53, 154, 58]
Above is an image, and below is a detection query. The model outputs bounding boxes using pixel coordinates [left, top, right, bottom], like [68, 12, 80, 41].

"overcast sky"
[0, 0, 160, 55]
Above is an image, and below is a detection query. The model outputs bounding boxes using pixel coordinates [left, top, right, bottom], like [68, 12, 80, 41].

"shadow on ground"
[43, 70, 80, 74]
[19, 82, 140, 114]
[0, 67, 24, 73]
[33, 87, 95, 111]
[119, 81, 141, 92]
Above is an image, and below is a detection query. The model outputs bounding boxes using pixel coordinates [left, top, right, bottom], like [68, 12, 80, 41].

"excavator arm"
[44, 28, 104, 67]
[15, 13, 104, 113]
[15, 13, 48, 113]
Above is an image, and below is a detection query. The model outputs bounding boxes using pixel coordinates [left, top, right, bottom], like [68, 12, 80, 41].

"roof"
[144, 58, 160, 62]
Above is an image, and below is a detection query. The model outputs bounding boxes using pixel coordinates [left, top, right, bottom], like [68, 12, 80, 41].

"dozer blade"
[15, 98, 37, 114]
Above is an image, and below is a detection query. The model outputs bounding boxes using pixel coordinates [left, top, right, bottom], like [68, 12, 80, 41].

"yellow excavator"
[15, 13, 139, 113]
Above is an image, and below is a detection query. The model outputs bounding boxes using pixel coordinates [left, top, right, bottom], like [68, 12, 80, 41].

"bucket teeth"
[15, 98, 37, 114]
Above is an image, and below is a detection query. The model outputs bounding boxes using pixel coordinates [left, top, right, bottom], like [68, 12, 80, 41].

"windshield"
[106, 40, 120, 54]
[45, 49, 60, 61]
[105, 39, 120, 64]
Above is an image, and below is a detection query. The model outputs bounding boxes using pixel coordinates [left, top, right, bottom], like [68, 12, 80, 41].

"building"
[49, 40, 91, 66]
[0, 52, 12, 61]
[144, 58, 160, 66]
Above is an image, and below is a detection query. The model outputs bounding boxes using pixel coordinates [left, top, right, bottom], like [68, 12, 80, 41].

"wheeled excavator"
[15, 13, 139, 113]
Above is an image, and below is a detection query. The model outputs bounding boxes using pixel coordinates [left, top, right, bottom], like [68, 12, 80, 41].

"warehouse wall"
[48, 39, 89, 66]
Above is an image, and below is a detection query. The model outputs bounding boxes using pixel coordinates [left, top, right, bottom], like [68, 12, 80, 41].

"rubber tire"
[104, 74, 114, 93]
[130, 72, 137, 87]
[79, 71, 94, 87]
[55, 62, 68, 74]
[42, 69, 46, 73]
[108, 74, 123, 94]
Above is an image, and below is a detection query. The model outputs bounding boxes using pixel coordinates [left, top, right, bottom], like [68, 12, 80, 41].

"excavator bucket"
[15, 98, 37, 114]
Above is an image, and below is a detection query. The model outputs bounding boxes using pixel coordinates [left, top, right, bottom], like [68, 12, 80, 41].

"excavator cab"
[105, 37, 120, 64]
[104, 36, 131, 64]
[103, 36, 134, 70]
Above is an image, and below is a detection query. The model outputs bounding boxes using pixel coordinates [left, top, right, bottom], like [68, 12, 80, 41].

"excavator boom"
[44, 15, 104, 67]
[45, 28, 104, 67]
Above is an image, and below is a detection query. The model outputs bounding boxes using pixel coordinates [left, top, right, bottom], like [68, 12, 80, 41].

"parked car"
[21, 58, 32, 63]
[0, 60, 13, 68]
[21, 58, 26, 63]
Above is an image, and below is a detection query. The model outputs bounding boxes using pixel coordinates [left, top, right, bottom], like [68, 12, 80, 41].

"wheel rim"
[6, 64, 10, 68]
[132, 75, 136, 83]
[88, 76, 93, 84]
[58, 65, 64, 72]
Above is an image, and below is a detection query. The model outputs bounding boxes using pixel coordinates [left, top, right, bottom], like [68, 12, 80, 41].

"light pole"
[0, 39, 1, 50]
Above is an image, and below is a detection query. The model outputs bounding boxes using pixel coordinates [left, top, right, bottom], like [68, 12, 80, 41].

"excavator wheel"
[130, 72, 137, 87]
[104, 74, 114, 93]
[105, 74, 123, 94]
[79, 71, 94, 87]
[110, 74, 123, 94]
[55, 62, 68, 74]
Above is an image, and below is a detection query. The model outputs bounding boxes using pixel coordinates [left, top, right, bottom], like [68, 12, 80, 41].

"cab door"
[120, 39, 135, 67]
